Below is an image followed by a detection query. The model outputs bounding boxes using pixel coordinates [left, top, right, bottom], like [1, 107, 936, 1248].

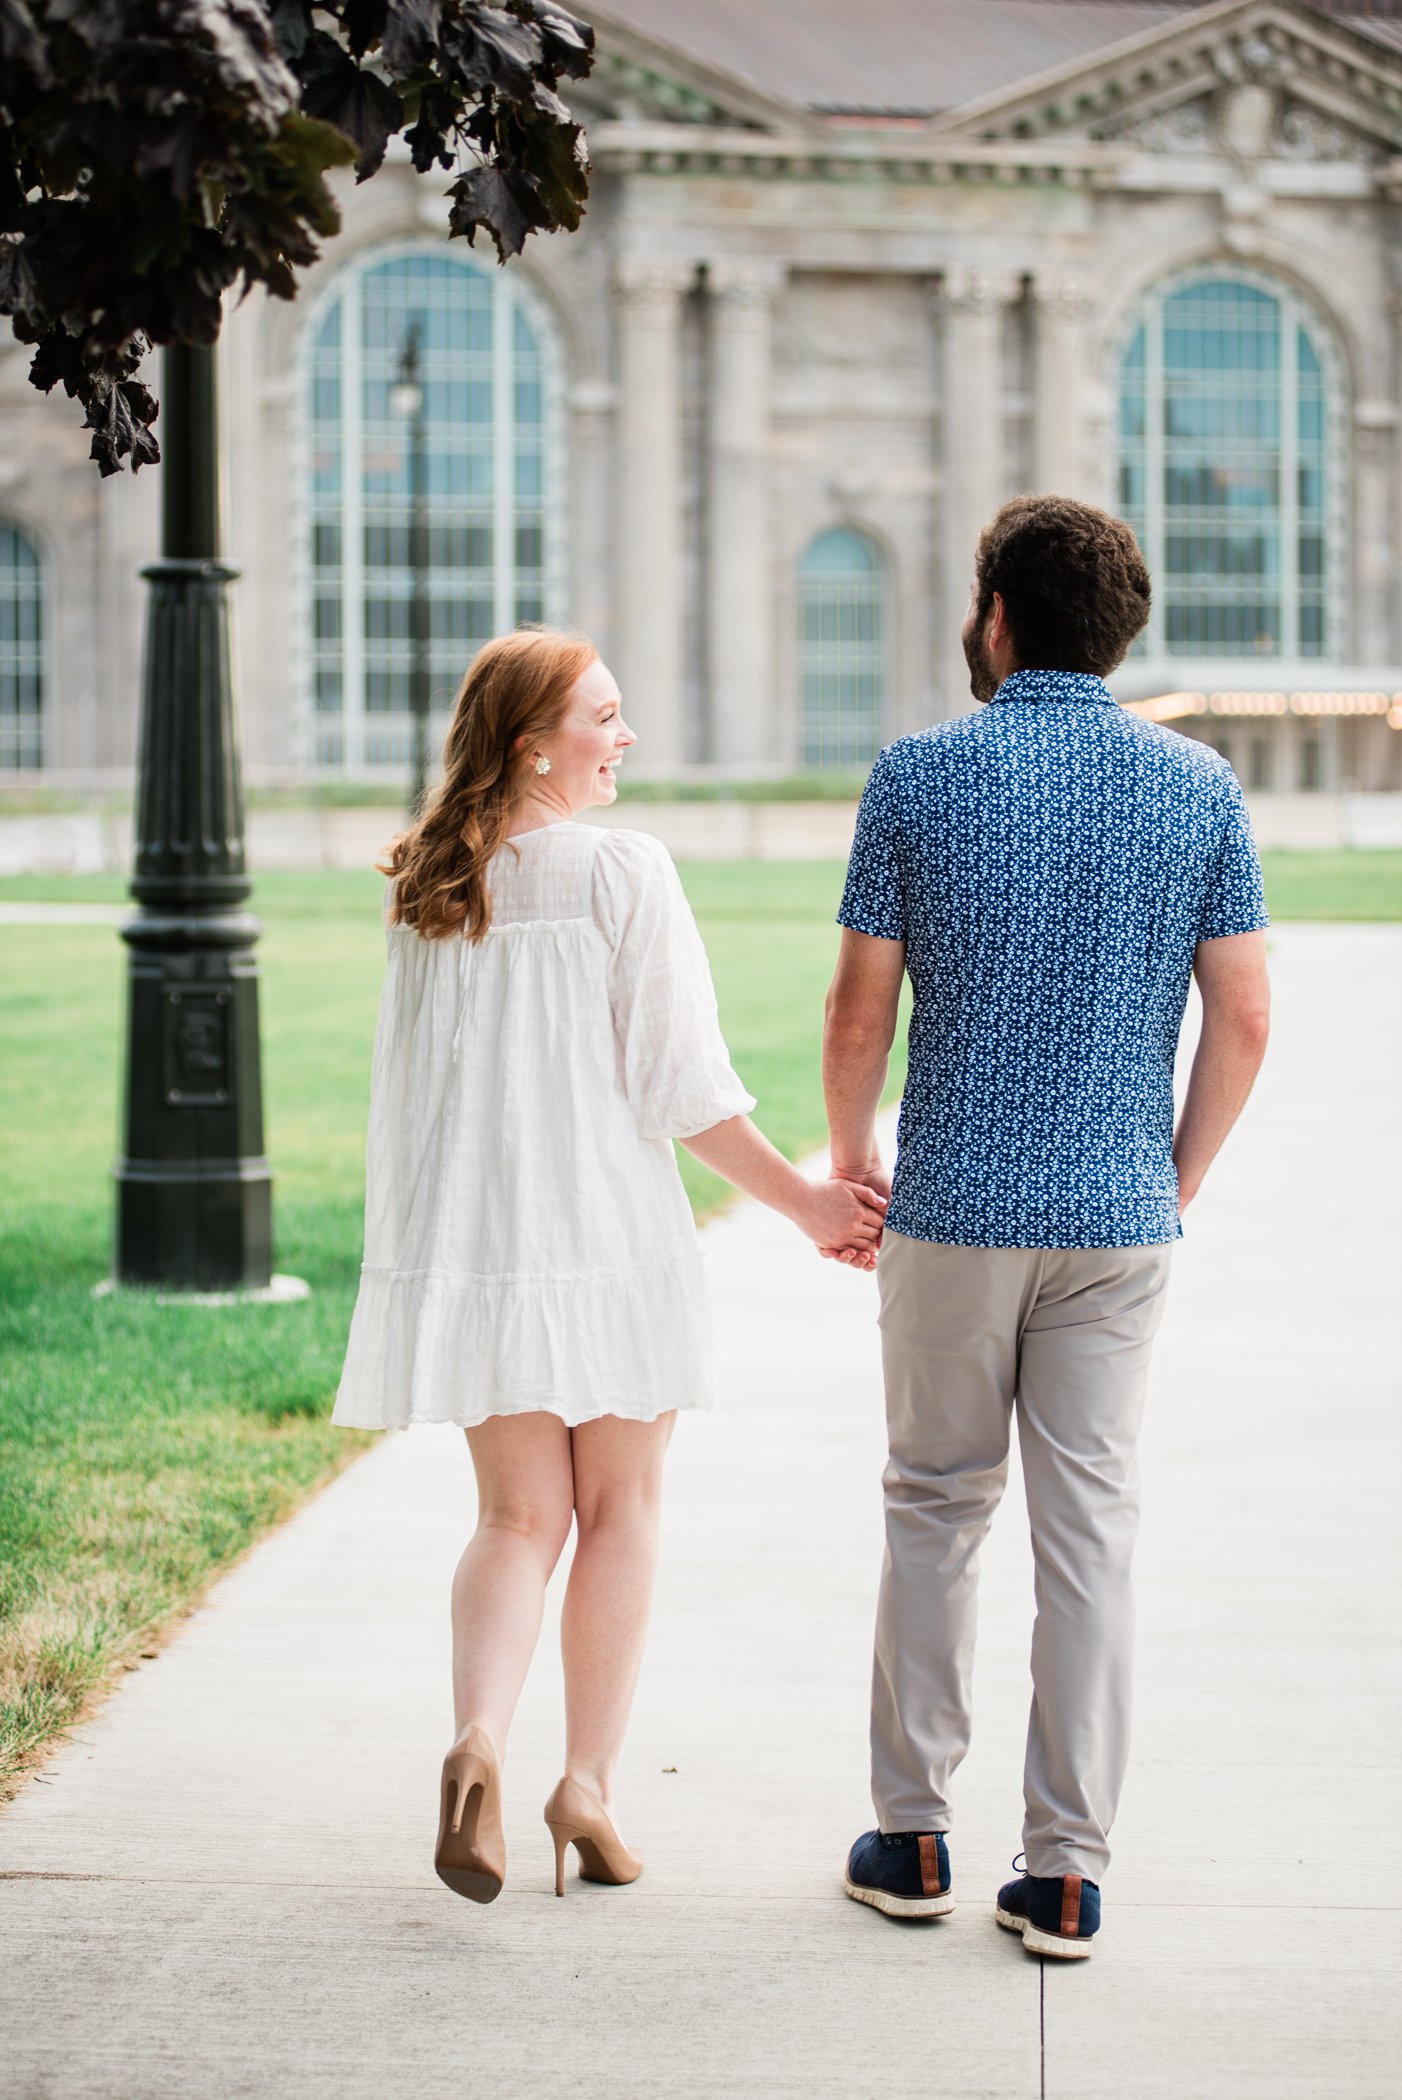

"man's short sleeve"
[1197, 771, 1271, 942]
[837, 747, 906, 941]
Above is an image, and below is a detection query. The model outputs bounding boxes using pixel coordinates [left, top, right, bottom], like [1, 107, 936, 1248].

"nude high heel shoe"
[544, 1776, 643, 1897]
[435, 1724, 506, 1902]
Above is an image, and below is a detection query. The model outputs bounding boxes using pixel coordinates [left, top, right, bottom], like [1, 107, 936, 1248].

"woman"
[332, 628, 885, 1905]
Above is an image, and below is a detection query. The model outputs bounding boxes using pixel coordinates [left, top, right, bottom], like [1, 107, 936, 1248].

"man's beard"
[961, 619, 999, 703]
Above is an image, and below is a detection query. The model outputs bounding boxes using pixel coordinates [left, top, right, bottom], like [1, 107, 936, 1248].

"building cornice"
[589, 115, 1402, 208]
[587, 119, 1130, 187]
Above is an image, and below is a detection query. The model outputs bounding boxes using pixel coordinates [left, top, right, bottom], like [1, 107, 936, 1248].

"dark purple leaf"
[341, 0, 390, 62]
[442, 5, 542, 102]
[402, 74, 458, 172]
[525, 3, 594, 81]
[531, 81, 569, 123]
[448, 160, 541, 260]
[86, 374, 160, 474]
[0, 0, 48, 81]
[266, 0, 314, 65]
[299, 33, 403, 178]
[380, 0, 442, 76]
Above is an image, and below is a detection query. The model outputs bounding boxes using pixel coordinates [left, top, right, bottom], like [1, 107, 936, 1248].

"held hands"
[800, 1163, 891, 1274]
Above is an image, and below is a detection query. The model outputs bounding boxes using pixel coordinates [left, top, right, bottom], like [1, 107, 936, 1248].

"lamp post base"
[92, 1271, 311, 1308]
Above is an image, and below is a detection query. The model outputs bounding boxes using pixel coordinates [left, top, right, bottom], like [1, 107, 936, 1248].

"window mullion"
[1145, 301, 1165, 658]
[1280, 313, 1299, 659]
[493, 279, 515, 633]
[342, 270, 365, 773]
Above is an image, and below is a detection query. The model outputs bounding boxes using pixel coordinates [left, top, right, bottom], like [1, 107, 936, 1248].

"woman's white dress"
[331, 820, 755, 1432]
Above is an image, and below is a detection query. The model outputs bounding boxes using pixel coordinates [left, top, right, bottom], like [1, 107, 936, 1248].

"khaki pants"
[872, 1230, 1173, 1882]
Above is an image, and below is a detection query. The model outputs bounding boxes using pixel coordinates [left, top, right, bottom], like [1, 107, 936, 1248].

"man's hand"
[830, 1159, 892, 1204]
[818, 1165, 892, 1270]
[797, 1173, 887, 1266]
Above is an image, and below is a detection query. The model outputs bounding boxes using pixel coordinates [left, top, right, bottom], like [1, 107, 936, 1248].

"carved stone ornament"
[1220, 83, 1276, 163]
[939, 268, 1022, 319]
[1109, 83, 1392, 168]
[1110, 100, 1214, 155]
[612, 257, 697, 312]
[705, 260, 785, 310]
[1276, 104, 1387, 167]
[1033, 270, 1095, 324]
[824, 473, 877, 511]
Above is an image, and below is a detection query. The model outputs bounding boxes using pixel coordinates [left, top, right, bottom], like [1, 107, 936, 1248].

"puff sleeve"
[593, 829, 757, 1143]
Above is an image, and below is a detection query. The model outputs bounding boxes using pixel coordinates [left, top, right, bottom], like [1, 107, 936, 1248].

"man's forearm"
[823, 1020, 891, 1176]
[1173, 1011, 1269, 1210]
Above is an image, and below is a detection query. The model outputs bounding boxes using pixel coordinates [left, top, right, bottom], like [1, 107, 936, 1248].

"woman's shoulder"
[591, 825, 674, 872]
[590, 826, 683, 941]
[591, 825, 678, 900]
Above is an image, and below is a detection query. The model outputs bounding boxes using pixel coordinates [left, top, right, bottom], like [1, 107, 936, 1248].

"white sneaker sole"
[995, 1904, 1094, 1959]
[845, 1877, 955, 1919]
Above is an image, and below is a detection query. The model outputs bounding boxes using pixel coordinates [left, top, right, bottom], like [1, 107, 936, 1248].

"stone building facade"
[4, 0, 1402, 792]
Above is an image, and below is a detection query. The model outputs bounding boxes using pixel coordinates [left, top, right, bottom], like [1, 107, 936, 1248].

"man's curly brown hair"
[973, 495, 1151, 676]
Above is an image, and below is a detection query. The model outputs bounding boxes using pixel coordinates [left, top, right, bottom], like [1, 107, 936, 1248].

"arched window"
[798, 528, 888, 768]
[0, 524, 43, 769]
[1118, 271, 1338, 660]
[304, 245, 562, 770]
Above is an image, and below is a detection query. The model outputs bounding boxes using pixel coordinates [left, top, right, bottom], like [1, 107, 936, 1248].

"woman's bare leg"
[451, 1412, 575, 1749]
[560, 1412, 677, 1812]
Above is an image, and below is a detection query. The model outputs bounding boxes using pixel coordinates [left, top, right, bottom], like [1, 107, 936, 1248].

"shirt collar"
[989, 669, 1117, 707]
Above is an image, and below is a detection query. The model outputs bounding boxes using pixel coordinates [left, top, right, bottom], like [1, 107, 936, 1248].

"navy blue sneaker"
[844, 1830, 954, 1918]
[995, 1856, 1100, 1959]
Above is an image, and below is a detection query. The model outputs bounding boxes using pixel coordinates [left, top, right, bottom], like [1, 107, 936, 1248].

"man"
[823, 495, 1270, 1958]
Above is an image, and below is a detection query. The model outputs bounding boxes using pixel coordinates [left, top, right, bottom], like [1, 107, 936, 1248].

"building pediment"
[932, 0, 1402, 164]
[572, 7, 802, 133]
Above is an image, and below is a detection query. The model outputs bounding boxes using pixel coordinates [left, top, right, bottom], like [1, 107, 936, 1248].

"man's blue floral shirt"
[837, 668, 1270, 1249]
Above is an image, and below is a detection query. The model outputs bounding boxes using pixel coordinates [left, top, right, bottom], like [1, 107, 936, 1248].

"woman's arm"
[680, 1114, 887, 1266]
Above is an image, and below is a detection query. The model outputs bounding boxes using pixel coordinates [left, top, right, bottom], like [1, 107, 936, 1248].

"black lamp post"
[110, 341, 275, 1292]
[392, 322, 432, 815]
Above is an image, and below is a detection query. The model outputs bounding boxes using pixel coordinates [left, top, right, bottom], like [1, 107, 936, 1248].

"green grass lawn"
[0, 861, 898, 1795]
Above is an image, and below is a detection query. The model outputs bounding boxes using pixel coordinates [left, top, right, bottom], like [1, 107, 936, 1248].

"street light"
[393, 321, 431, 816]
[110, 343, 276, 1292]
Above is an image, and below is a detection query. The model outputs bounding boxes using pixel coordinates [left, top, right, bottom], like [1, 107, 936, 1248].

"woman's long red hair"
[378, 627, 599, 941]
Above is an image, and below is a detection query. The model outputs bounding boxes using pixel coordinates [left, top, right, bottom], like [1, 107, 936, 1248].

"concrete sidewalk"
[2, 925, 1398, 2099]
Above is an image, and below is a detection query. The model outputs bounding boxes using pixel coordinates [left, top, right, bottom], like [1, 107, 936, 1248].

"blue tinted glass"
[802, 529, 879, 577]
[1125, 272, 1336, 658]
[311, 251, 555, 746]
[513, 306, 539, 357]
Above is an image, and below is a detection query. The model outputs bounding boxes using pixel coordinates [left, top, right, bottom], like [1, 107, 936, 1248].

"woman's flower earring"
[535, 755, 552, 776]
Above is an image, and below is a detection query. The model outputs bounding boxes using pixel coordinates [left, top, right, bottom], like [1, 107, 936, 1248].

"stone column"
[1353, 404, 1397, 668]
[706, 260, 782, 768]
[1386, 284, 1402, 662]
[1032, 270, 1095, 498]
[613, 257, 694, 771]
[567, 378, 615, 657]
[939, 268, 1019, 717]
